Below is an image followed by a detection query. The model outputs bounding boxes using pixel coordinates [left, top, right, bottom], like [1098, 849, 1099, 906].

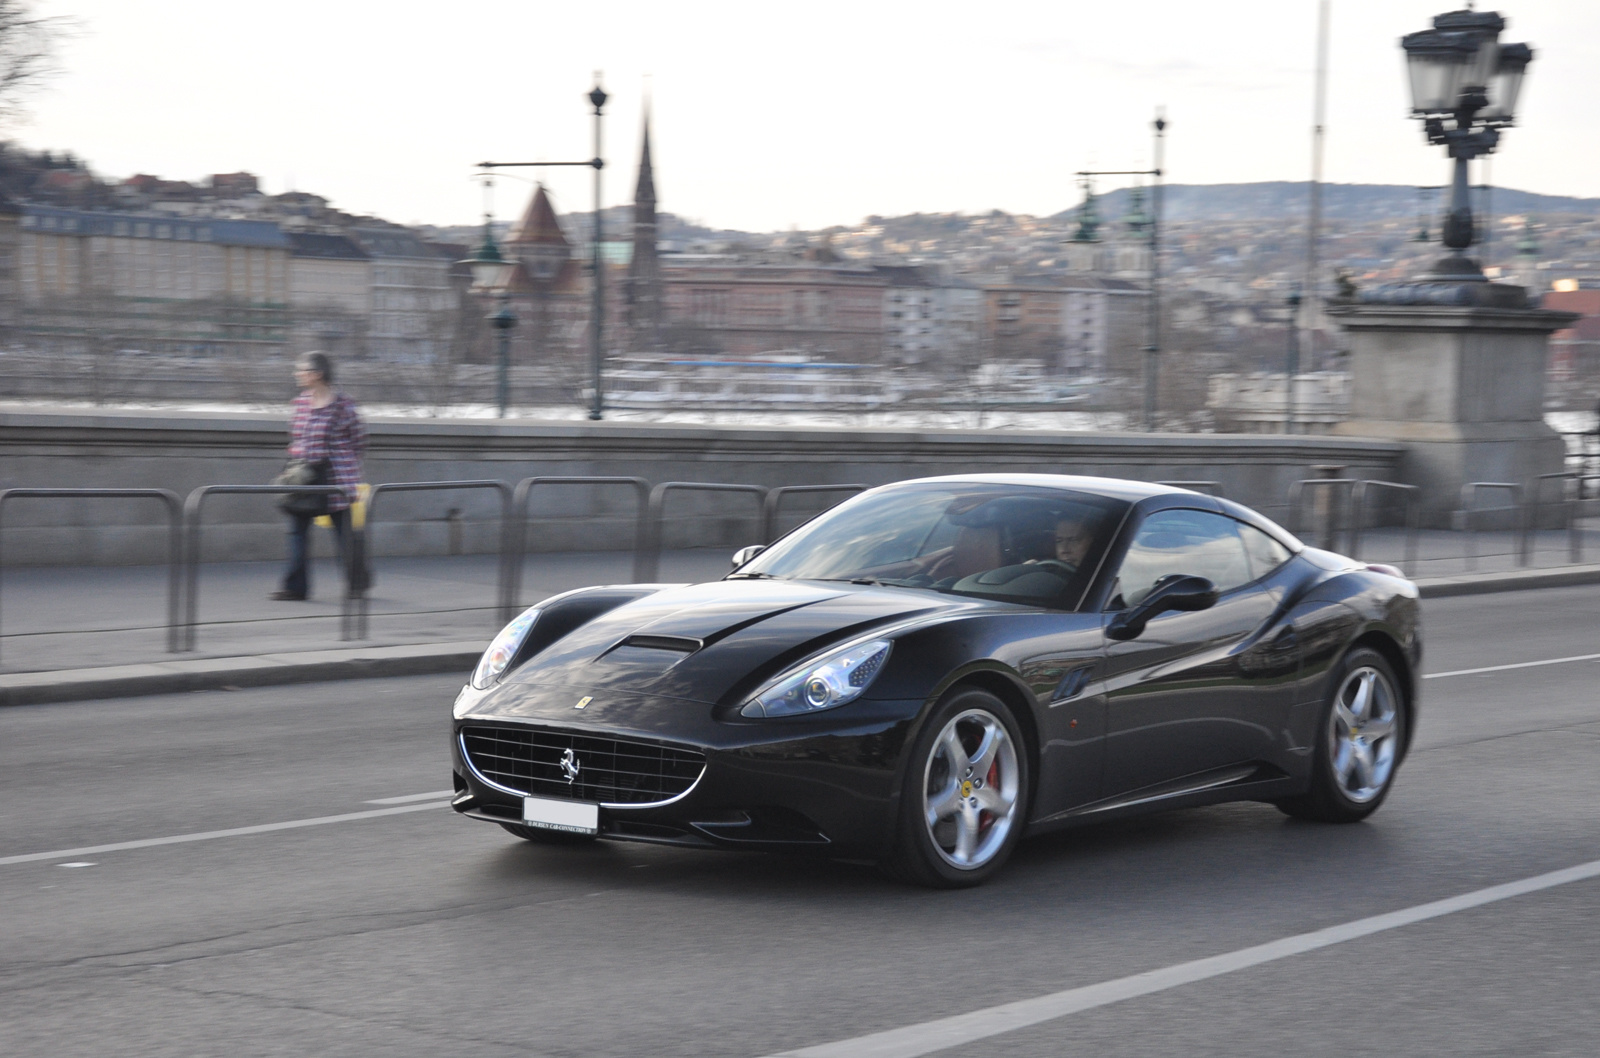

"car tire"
[886, 687, 1031, 889]
[497, 822, 598, 845]
[1277, 646, 1408, 823]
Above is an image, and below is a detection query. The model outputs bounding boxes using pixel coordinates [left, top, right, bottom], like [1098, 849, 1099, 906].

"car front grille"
[459, 724, 706, 806]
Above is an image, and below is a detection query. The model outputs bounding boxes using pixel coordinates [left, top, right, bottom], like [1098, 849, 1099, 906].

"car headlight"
[471, 606, 541, 689]
[741, 638, 893, 718]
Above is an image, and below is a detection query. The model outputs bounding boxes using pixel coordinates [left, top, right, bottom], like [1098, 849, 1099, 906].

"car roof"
[878, 473, 1195, 502]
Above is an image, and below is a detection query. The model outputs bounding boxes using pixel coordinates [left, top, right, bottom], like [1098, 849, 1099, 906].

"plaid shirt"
[288, 391, 365, 512]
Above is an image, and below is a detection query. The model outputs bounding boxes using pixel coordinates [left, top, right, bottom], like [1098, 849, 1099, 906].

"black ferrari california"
[450, 474, 1420, 887]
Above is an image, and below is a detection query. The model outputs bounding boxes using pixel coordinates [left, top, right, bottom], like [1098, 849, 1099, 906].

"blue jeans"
[283, 508, 352, 598]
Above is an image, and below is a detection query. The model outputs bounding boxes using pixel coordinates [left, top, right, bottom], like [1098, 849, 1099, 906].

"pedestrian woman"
[272, 351, 366, 601]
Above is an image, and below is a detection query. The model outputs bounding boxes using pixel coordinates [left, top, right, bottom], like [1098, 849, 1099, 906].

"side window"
[1111, 509, 1253, 608]
[1238, 522, 1293, 580]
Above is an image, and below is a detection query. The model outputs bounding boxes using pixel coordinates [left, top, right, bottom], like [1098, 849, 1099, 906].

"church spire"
[633, 114, 656, 210]
[626, 108, 663, 352]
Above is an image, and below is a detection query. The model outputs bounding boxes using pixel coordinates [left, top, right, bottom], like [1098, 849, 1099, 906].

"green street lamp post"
[460, 220, 517, 417]
[1076, 111, 1165, 431]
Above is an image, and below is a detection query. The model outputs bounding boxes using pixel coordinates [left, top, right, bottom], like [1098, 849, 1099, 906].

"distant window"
[135, 223, 149, 237]
[156, 224, 170, 238]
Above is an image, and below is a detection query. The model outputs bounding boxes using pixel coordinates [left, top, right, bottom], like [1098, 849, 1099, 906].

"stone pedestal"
[1328, 296, 1578, 528]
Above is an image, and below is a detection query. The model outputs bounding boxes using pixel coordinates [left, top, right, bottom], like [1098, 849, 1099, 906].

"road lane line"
[0, 801, 452, 867]
[1424, 652, 1600, 679]
[765, 856, 1600, 1058]
[364, 790, 456, 805]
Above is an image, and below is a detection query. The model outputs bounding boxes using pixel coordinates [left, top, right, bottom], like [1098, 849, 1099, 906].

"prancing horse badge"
[574, 696, 593, 710]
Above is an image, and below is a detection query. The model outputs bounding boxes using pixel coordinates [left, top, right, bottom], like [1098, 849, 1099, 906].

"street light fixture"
[1400, 7, 1533, 280]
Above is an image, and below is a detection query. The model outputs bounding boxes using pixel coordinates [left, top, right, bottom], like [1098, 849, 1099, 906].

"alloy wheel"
[922, 708, 1021, 869]
[1327, 665, 1401, 804]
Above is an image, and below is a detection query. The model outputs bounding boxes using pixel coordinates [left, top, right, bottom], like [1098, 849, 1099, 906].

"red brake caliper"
[979, 756, 1001, 834]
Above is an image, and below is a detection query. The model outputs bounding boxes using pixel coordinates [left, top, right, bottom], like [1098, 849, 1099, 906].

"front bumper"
[450, 687, 922, 857]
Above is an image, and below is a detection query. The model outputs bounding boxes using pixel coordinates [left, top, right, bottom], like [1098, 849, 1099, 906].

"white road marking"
[765, 856, 1600, 1058]
[0, 801, 451, 868]
[57, 862, 95, 868]
[364, 790, 456, 805]
[1424, 652, 1600, 680]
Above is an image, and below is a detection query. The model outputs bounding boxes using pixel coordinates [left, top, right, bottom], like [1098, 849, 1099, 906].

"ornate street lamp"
[1401, 8, 1534, 281]
[464, 223, 514, 292]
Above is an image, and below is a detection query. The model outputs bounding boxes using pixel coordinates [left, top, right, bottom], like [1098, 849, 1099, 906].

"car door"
[1013, 614, 1109, 821]
[1098, 508, 1285, 799]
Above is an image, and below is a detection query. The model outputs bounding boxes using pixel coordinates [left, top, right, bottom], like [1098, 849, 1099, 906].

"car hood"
[481, 579, 978, 712]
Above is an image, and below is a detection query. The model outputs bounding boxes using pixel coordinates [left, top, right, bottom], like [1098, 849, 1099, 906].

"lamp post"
[1284, 285, 1302, 435]
[459, 219, 517, 417]
[1401, 8, 1533, 281]
[477, 77, 609, 419]
[1076, 110, 1165, 431]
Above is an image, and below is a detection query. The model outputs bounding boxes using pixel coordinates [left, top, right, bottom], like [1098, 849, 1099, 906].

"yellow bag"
[315, 483, 369, 530]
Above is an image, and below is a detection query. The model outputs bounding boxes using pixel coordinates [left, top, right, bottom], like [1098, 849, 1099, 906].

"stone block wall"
[0, 406, 1404, 566]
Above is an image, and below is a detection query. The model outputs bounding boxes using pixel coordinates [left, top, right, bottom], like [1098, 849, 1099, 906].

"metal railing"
[0, 488, 183, 660]
[1155, 480, 1224, 496]
[1533, 471, 1580, 565]
[761, 484, 869, 544]
[1287, 477, 1356, 552]
[181, 484, 352, 651]
[506, 476, 650, 612]
[353, 481, 514, 639]
[639, 482, 768, 582]
[1457, 482, 1527, 571]
[1350, 480, 1420, 572]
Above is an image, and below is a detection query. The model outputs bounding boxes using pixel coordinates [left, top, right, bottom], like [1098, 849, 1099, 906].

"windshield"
[736, 482, 1127, 610]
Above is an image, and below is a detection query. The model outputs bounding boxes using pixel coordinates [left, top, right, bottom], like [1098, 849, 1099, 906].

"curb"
[0, 640, 485, 707]
[1416, 564, 1600, 598]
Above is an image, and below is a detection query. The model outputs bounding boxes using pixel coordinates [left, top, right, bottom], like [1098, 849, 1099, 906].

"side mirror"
[1106, 575, 1218, 641]
[731, 544, 766, 570]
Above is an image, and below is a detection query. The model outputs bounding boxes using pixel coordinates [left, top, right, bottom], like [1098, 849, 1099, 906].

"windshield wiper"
[728, 571, 778, 579]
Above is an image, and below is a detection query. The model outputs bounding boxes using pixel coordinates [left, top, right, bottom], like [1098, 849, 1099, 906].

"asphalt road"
[2, 586, 1598, 1057]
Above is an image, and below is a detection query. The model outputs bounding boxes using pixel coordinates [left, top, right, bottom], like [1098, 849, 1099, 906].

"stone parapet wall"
[0, 406, 1404, 566]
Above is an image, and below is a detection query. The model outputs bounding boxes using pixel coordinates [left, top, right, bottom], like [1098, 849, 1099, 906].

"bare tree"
[0, 1, 71, 124]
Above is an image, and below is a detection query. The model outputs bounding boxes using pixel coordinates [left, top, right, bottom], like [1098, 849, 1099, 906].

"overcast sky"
[18, 1, 1600, 232]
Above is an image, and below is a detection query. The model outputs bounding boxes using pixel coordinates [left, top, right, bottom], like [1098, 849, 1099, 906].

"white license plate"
[522, 795, 599, 835]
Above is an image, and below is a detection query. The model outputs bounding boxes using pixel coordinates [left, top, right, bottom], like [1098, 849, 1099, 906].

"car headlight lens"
[471, 606, 541, 689]
[741, 639, 892, 718]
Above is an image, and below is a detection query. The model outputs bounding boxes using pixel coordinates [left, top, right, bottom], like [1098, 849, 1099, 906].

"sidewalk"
[0, 548, 732, 705]
[2, 535, 1598, 706]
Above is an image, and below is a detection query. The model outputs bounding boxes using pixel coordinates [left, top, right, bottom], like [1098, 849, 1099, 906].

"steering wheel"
[1030, 559, 1077, 576]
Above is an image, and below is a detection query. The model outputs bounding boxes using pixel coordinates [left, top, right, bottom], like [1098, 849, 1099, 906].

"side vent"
[1052, 666, 1094, 703]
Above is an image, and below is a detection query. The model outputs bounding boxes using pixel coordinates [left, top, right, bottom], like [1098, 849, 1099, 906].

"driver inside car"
[1026, 517, 1094, 573]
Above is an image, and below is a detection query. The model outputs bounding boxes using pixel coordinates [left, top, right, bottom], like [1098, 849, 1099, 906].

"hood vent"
[621, 634, 702, 653]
